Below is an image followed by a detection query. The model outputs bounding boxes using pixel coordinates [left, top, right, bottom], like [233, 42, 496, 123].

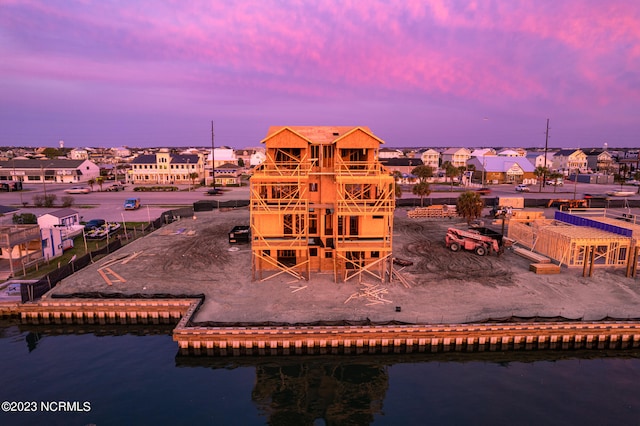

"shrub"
[32, 194, 45, 207]
[44, 194, 57, 207]
[133, 186, 178, 192]
[61, 195, 74, 207]
[13, 213, 37, 224]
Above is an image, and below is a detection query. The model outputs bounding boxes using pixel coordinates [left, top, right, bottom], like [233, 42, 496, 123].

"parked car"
[65, 186, 91, 194]
[584, 193, 608, 200]
[84, 219, 106, 230]
[515, 184, 530, 192]
[475, 187, 491, 195]
[106, 183, 126, 192]
[124, 197, 141, 210]
[546, 179, 563, 186]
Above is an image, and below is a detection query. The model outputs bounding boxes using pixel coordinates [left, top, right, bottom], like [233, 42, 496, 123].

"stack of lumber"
[529, 263, 561, 274]
[408, 205, 457, 219]
[344, 283, 393, 306]
[513, 247, 551, 263]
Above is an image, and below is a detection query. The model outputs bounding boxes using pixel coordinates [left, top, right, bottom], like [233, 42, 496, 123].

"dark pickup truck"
[229, 225, 251, 244]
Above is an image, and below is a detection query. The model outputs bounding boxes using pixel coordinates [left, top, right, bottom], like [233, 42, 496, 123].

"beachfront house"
[250, 126, 395, 282]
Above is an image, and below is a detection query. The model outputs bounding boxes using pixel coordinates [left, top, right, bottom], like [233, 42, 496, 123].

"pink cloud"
[1, 0, 639, 147]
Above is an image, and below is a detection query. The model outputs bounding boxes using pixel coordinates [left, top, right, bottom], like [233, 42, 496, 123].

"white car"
[515, 184, 530, 192]
[65, 186, 91, 194]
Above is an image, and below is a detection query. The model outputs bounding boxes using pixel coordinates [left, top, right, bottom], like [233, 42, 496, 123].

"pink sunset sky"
[1, 0, 639, 149]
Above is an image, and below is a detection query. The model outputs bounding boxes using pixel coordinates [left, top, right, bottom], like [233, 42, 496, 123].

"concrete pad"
[47, 207, 640, 324]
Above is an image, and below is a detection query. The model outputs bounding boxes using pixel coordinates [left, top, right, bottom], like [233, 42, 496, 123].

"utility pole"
[543, 118, 550, 188]
[211, 121, 216, 189]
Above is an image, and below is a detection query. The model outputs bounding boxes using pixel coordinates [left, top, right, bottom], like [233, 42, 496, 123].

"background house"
[552, 149, 588, 174]
[128, 151, 204, 184]
[0, 159, 100, 184]
[441, 148, 471, 168]
[468, 156, 536, 184]
[419, 148, 440, 170]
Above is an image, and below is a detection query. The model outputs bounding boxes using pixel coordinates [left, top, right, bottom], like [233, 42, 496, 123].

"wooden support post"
[588, 244, 596, 277]
[582, 246, 590, 277]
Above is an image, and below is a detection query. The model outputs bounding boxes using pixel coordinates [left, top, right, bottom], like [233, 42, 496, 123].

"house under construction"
[508, 209, 640, 273]
[250, 126, 395, 283]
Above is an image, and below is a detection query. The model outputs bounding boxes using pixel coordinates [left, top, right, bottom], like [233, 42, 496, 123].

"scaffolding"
[250, 126, 395, 282]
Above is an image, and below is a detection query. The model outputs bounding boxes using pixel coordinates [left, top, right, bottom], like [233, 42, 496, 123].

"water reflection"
[2, 321, 639, 425]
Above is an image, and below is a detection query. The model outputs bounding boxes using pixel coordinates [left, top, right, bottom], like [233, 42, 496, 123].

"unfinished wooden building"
[250, 126, 395, 282]
[0, 225, 43, 279]
[507, 210, 639, 270]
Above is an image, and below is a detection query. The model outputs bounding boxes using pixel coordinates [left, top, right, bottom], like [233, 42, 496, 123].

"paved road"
[0, 183, 250, 223]
[1, 181, 639, 224]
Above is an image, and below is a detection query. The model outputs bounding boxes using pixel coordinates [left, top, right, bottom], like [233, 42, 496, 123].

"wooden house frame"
[250, 126, 395, 282]
[508, 213, 638, 269]
[0, 225, 43, 278]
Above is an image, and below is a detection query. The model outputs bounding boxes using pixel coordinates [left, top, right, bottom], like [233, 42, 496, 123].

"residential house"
[552, 149, 588, 175]
[128, 150, 204, 184]
[497, 149, 523, 157]
[378, 147, 403, 159]
[380, 158, 423, 182]
[213, 163, 242, 186]
[419, 149, 440, 170]
[250, 125, 394, 282]
[583, 149, 614, 174]
[205, 147, 237, 185]
[468, 156, 536, 184]
[470, 148, 496, 158]
[111, 146, 132, 158]
[250, 150, 267, 167]
[525, 152, 555, 170]
[441, 148, 471, 168]
[37, 208, 83, 238]
[37, 209, 81, 260]
[69, 148, 89, 160]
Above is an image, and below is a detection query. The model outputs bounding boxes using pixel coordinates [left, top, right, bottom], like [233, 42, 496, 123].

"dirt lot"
[48, 207, 640, 325]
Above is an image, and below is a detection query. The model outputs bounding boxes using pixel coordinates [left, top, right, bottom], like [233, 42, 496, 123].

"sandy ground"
[48, 207, 640, 324]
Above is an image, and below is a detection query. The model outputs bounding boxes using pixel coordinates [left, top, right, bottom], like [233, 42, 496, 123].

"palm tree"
[547, 172, 563, 193]
[96, 176, 104, 191]
[412, 182, 431, 207]
[189, 172, 199, 190]
[87, 178, 95, 192]
[411, 165, 433, 183]
[443, 161, 458, 191]
[456, 191, 484, 224]
[392, 171, 403, 200]
[534, 166, 549, 192]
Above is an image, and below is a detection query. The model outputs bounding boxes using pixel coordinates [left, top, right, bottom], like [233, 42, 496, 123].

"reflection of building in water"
[252, 361, 388, 425]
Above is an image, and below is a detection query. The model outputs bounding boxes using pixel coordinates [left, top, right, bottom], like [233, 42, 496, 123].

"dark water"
[0, 320, 639, 426]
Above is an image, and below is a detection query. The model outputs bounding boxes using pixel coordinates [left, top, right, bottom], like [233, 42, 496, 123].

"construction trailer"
[507, 210, 639, 270]
[250, 126, 395, 283]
